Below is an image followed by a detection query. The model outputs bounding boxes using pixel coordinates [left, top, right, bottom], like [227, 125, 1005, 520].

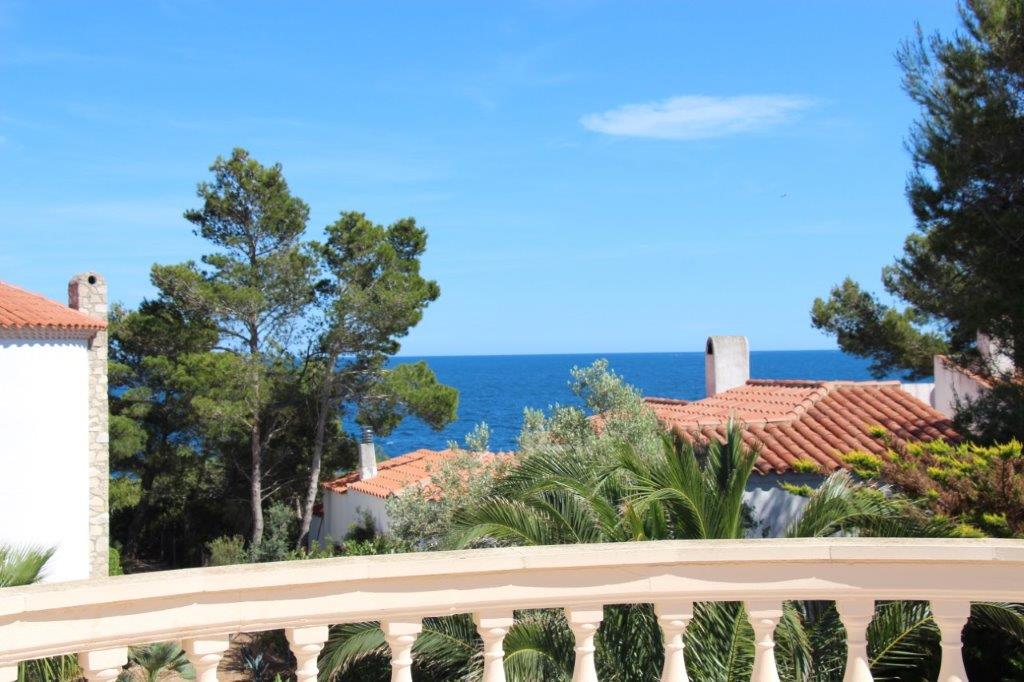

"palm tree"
[127, 642, 195, 681]
[318, 427, 1024, 680]
[0, 545, 54, 588]
[1, 545, 83, 682]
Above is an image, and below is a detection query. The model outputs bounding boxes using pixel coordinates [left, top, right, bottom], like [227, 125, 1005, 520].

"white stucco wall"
[744, 474, 824, 537]
[322, 488, 391, 542]
[900, 382, 935, 407]
[933, 356, 987, 419]
[0, 337, 91, 582]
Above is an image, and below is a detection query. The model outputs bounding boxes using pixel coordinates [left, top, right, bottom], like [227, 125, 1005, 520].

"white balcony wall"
[0, 337, 90, 582]
[2, 538, 1020, 682]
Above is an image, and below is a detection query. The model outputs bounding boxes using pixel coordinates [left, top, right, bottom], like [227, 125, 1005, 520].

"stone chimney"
[68, 272, 109, 578]
[359, 426, 378, 480]
[705, 335, 750, 397]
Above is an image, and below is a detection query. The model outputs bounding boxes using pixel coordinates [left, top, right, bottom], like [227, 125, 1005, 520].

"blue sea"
[371, 350, 898, 456]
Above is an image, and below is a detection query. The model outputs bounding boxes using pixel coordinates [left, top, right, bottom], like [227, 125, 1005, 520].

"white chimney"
[705, 336, 750, 396]
[359, 426, 378, 480]
[977, 332, 1014, 376]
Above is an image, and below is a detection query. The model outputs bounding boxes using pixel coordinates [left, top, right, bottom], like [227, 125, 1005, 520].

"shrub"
[206, 535, 248, 567]
[865, 433, 1024, 537]
[251, 502, 297, 563]
[108, 546, 124, 576]
[844, 451, 884, 479]
[789, 459, 822, 475]
[386, 449, 510, 551]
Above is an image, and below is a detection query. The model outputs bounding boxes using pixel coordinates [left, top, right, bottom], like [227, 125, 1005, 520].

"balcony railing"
[1, 538, 1022, 681]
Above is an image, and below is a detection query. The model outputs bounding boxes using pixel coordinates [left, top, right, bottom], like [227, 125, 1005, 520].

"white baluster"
[655, 600, 693, 682]
[182, 636, 230, 682]
[836, 599, 875, 682]
[382, 619, 422, 682]
[566, 605, 603, 682]
[932, 600, 971, 682]
[286, 625, 329, 682]
[77, 647, 128, 682]
[474, 610, 514, 682]
[0, 664, 17, 682]
[746, 600, 783, 682]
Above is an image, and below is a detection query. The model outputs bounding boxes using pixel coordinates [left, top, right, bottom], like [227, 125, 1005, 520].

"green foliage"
[779, 481, 814, 497]
[251, 501, 298, 563]
[811, 0, 1024, 436]
[459, 421, 491, 452]
[358, 361, 458, 437]
[108, 546, 124, 577]
[2, 547, 80, 682]
[206, 535, 248, 567]
[0, 545, 54, 587]
[954, 380, 1024, 444]
[128, 642, 195, 681]
[789, 459, 822, 475]
[517, 359, 663, 457]
[843, 451, 885, 479]
[17, 656, 80, 682]
[321, 364, 1024, 680]
[387, 450, 510, 551]
[868, 437, 1024, 536]
[811, 279, 948, 380]
[151, 149, 316, 548]
[344, 510, 378, 543]
[110, 150, 455, 566]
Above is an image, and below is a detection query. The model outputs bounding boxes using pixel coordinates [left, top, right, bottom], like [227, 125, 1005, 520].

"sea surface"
[368, 350, 899, 456]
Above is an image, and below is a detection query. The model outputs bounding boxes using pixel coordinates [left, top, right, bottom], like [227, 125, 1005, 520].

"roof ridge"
[745, 379, 828, 388]
[644, 396, 690, 405]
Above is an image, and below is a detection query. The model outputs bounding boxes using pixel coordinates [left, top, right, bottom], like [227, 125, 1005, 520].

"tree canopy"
[812, 1, 1024, 395]
[110, 148, 456, 566]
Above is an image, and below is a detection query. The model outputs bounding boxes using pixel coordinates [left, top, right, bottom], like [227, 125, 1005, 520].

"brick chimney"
[68, 272, 109, 578]
[705, 335, 750, 396]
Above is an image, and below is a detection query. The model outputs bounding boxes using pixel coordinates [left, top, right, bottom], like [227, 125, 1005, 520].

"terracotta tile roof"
[648, 380, 959, 475]
[322, 448, 511, 499]
[0, 281, 106, 332]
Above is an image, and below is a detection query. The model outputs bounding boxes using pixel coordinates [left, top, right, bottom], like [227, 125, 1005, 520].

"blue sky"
[0, 1, 961, 356]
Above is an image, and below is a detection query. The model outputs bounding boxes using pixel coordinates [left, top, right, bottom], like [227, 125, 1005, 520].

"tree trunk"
[250, 419, 264, 548]
[297, 358, 339, 549]
[125, 469, 155, 559]
[248, 321, 264, 549]
[296, 403, 329, 549]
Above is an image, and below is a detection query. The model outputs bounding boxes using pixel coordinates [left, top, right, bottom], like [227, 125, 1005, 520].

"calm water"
[367, 350, 897, 455]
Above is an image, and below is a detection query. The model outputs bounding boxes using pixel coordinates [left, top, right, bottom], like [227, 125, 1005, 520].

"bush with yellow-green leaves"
[863, 429, 1024, 537]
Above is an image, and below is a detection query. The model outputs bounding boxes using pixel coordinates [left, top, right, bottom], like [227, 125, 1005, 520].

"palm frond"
[868, 601, 939, 681]
[0, 545, 55, 587]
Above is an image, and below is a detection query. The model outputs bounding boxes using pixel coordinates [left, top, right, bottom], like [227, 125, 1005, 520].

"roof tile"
[649, 380, 957, 475]
[322, 448, 512, 499]
[0, 281, 106, 332]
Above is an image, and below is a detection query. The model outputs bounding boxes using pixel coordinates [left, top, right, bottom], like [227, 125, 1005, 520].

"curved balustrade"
[1, 538, 1022, 681]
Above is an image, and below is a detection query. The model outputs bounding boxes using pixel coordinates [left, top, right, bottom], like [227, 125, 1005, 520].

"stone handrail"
[1, 538, 1023, 681]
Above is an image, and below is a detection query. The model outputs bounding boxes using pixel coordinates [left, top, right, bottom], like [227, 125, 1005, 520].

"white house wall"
[933, 357, 988, 419]
[744, 474, 822, 537]
[0, 337, 91, 582]
[322, 489, 391, 542]
[319, 476, 815, 542]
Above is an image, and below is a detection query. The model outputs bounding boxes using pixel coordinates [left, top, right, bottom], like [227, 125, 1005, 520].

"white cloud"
[580, 94, 816, 140]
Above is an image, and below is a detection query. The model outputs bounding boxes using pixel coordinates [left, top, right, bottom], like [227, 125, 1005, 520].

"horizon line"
[392, 347, 847, 360]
